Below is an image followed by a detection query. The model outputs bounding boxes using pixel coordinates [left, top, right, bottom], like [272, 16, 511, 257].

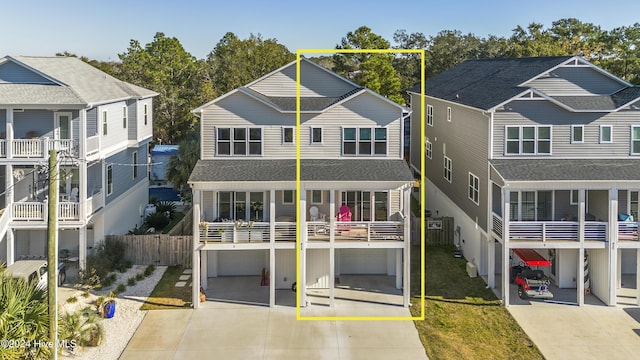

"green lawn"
[410, 245, 543, 360]
[140, 266, 192, 310]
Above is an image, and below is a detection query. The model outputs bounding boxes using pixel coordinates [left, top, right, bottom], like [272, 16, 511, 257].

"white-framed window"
[447, 106, 452, 122]
[570, 190, 579, 205]
[342, 127, 387, 156]
[632, 126, 640, 155]
[427, 105, 433, 126]
[443, 156, 452, 183]
[600, 125, 612, 143]
[311, 190, 323, 204]
[468, 172, 479, 205]
[311, 127, 323, 144]
[282, 190, 294, 204]
[122, 106, 127, 128]
[107, 165, 113, 196]
[571, 125, 583, 143]
[282, 126, 294, 144]
[102, 110, 108, 136]
[143, 104, 148, 125]
[216, 127, 262, 156]
[426, 139, 432, 159]
[505, 125, 551, 155]
[132, 151, 138, 179]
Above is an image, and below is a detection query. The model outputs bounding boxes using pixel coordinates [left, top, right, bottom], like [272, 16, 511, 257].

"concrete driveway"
[120, 298, 427, 359]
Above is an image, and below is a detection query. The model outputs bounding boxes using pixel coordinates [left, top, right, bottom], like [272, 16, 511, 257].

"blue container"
[104, 300, 116, 319]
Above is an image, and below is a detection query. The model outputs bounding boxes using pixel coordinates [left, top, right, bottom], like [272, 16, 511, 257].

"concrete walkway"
[120, 304, 427, 359]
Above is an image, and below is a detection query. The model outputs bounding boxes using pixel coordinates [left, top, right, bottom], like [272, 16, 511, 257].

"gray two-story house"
[0, 55, 156, 271]
[189, 58, 413, 309]
[409, 56, 640, 307]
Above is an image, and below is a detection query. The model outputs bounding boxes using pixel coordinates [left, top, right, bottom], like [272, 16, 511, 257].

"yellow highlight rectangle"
[295, 49, 425, 321]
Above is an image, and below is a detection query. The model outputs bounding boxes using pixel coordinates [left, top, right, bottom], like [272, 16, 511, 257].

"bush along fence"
[411, 215, 454, 246]
[105, 235, 191, 267]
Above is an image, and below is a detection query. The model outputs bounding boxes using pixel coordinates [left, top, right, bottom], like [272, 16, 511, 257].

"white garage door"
[218, 250, 267, 276]
[339, 249, 387, 274]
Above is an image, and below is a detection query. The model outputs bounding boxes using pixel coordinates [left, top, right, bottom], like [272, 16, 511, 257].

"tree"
[118, 32, 214, 144]
[206, 32, 295, 95]
[333, 26, 404, 104]
[166, 138, 200, 200]
[393, 30, 428, 95]
[600, 23, 640, 84]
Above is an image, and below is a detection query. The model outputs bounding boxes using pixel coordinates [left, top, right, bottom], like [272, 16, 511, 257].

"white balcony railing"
[274, 222, 296, 241]
[12, 202, 44, 220]
[492, 212, 503, 238]
[200, 222, 270, 243]
[584, 222, 607, 241]
[0, 139, 6, 157]
[307, 221, 404, 242]
[58, 202, 79, 220]
[12, 139, 43, 157]
[48, 139, 76, 155]
[510, 221, 579, 241]
[86, 135, 99, 155]
[619, 222, 639, 241]
[86, 190, 104, 216]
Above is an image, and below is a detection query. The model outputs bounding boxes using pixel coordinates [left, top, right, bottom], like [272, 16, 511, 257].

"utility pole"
[47, 149, 59, 359]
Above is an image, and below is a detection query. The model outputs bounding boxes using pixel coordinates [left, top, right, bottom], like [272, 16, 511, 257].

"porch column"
[79, 226, 87, 270]
[403, 185, 411, 307]
[269, 248, 275, 307]
[200, 250, 207, 291]
[488, 237, 495, 288]
[299, 188, 307, 306]
[329, 190, 335, 243]
[192, 189, 201, 309]
[329, 189, 335, 307]
[578, 247, 585, 306]
[6, 229, 14, 266]
[578, 189, 585, 243]
[636, 248, 640, 306]
[6, 108, 13, 158]
[78, 109, 87, 219]
[608, 188, 618, 306]
[5, 163, 13, 210]
[502, 189, 511, 306]
[269, 190, 275, 243]
[396, 249, 402, 289]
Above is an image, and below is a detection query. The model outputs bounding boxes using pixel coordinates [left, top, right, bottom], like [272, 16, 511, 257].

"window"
[600, 125, 612, 143]
[632, 126, 640, 154]
[468, 173, 479, 205]
[571, 125, 583, 143]
[107, 165, 113, 196]
[311, 127, 323, 144]
[427, 105, 433, 126]
[102, 110, 108, 136]
[144, 104, 148, 125]
[122, 106, 127, 128]
[342, 127, 387, 156]
[505, 126, 551, 155]
[282, 127, 294, 144]
[216, 127, 262, 156]
[443, 156, 452, 183]
[426, 139, 432, 159]
[282, 190, 294, 204]
[570, 190, 579, 205]
[132, 151, 138, 179]
[447, 107, 452, 122]
[311, 190, 323, 204]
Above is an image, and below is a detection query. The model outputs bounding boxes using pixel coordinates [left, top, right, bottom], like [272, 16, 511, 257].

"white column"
[79, 109, 87, 219]
[403, 242, 410, 307]
[192, 190, 201, 309]
[79, 226, 87, 270]
[608, 188, 618, 306]
[403, 185, 411, 306]
[329, 190, 335, 242]
[200, 250, 208, 291]
[270, 248, 275, 307]
[578, 247, 585, 306]
[269, 190, 275, 243]
[636, 248, 640, 306]
[488, 237, 495, 288]
[578, 189, 585, 242]
[6, 230, 14, 266]
[329, 189, 335, 307]
[299, 188, 307, 306]
[396, 248, 402, 289]
[6, 108, 13, 158]
[502, 189, 511, 306]
[5, 163, 13, 212]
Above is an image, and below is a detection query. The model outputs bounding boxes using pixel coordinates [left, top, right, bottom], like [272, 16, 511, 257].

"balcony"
[12, 201, 79, 222]
[307, 221, 404, 242]
[491, 213, 607, 242]
[200, 222, 273, 243]
[619, 222, 639, 241]
[0, 138, 77, 158]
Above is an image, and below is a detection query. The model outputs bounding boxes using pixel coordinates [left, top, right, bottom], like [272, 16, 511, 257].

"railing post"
[43, 200, 48, 223]
[43, 137, 49, 158]
[542, 222, 546, 242]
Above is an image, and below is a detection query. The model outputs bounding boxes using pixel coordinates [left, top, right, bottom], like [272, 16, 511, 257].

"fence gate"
[105, 235, 192, 267]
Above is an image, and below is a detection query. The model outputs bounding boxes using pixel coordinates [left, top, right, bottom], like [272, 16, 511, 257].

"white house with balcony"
[0, 55, 157, 270]
[189, 58, 413, 308]
[409, 56, 640, 307]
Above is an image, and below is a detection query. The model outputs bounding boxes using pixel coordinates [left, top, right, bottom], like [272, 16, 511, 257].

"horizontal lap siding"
[493, 101, 637, 158]
[105, 144, 148, 205]
[100, 101, 128, 150]
[526, 67, 625, 95]
[86, 108, 97, 136]
[249, 61, 356, 97]
[409, 93, 422, 172]
[138, 98, 153, 141]
[0, 61, 54, 83]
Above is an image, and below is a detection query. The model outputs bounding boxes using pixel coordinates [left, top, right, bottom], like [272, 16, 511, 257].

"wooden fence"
[411, 215, 454, 246]
[106, 235, 192, 267]
[167, 207, 193, 236]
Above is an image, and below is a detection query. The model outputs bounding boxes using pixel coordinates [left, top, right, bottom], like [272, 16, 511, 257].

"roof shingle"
[490, 159, 640, 182]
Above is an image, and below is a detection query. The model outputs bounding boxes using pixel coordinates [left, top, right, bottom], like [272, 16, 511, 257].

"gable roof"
[1, 56, 157, 106]
[409, 56, 575, 110]
[490, 159, 640, 182]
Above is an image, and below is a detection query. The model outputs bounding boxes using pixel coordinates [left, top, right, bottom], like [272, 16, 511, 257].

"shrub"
[144, 264, 155, 277]
[82, 290, 91, 298]
[127, 277, 137, 286]
[155, 200, 177, 219]
[135, 273, 145, 281]
[102, 273, 117, 288]
[145, 212, 170, 230]
[66, 296, 78, 304]
[114, 284, 126, 295]
[59, 307, 104, 349]
[117, 260, 133, 273]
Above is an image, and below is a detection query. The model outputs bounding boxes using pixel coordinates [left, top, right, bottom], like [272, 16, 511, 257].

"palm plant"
[58, 307, 104, 351]
[166, 138, 199, 201]
[0, 272, 50, 360]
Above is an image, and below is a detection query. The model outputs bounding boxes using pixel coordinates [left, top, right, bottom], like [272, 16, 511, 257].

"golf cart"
[511, 249, 553, 300]
[5, 259, 66, 289]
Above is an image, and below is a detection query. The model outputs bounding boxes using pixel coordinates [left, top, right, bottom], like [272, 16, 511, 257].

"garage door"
[339, 249, 387, 274]
[218, 250, 267, 276]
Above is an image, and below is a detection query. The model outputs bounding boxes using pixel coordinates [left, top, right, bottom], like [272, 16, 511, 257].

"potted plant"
[251, 201, 264, 221]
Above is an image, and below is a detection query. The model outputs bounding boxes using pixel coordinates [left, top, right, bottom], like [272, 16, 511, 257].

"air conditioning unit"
[466, 262, 477, 278]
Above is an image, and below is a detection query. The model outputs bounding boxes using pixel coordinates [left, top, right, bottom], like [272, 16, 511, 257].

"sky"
[2, 0, 640, 61]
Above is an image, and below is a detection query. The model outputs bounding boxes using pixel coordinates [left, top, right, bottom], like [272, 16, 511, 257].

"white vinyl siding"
[444, 156, 452, 183]
[99, 101, 130, 151]
[525, 66, 625, 96]
[426, 104, 433, 126]
[600, 125, 612, 143]
[571, 125, 584, 143]
[505, 125, 551, 155]
[468, 172, 479, 205]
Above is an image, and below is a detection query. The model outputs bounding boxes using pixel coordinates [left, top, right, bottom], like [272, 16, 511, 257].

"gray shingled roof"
[0, 84, 84, 105]
[189, 159, 413, 183]
[553, 87, 640, 111]
[8, 56, 157, 105]
[240, 86, 364, 112]
[491, 159, 640, 182]
[409, 56, 575, 110]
